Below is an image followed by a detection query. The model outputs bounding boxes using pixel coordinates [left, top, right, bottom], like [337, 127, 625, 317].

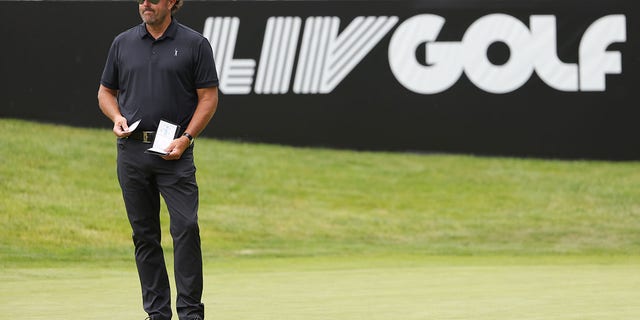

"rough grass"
[1, 118, 640, 267]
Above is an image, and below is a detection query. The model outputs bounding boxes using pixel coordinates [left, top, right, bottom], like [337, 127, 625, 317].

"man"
[97, 0, 218, 318]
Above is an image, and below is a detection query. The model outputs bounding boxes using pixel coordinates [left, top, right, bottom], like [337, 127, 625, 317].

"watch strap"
[182, 132, 194, 145]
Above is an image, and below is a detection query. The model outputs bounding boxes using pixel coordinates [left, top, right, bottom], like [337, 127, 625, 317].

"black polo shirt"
[100, 19, 219, 131]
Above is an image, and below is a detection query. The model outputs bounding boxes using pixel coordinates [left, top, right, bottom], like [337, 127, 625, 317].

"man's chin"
[140, 12, 155, 24]
[142, 18, 157, 25]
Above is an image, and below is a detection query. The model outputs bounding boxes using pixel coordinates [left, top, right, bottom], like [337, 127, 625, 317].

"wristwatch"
[182, 132, 194, 145]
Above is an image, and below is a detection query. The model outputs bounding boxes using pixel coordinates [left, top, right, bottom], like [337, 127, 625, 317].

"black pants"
[117, 138, 204, 320]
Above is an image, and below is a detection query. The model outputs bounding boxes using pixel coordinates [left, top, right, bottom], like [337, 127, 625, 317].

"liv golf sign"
[202, 14, 627, 95]
[2, 0, 637, 158]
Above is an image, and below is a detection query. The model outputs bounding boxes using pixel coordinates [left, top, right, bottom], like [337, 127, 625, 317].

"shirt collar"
[138, 18, 178, 40]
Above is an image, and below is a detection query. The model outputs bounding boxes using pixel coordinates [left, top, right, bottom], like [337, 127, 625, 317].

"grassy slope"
[1, 119, 640, 267]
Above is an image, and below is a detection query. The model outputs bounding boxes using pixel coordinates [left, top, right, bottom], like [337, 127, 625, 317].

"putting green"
[1, 256, 639, 319]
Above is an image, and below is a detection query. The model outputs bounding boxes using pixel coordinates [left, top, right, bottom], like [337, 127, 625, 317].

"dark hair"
[172, 0, 183, 14]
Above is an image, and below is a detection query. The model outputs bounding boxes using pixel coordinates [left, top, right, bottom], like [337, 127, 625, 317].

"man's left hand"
[162, 136, 191, 160]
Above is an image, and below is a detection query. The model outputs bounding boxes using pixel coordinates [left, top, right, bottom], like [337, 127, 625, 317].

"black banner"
[1, 0, 638, 159]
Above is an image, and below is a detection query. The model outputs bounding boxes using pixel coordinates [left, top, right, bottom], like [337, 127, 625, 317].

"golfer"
[97, 0, 218, 318]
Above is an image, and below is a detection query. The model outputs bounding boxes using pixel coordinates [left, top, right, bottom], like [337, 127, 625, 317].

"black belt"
[128, 131, 155, 143]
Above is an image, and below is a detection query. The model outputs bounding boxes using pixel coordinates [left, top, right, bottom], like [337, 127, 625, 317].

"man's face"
[138, 0, 172, 26]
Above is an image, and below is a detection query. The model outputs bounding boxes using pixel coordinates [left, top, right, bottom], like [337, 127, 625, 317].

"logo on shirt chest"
[147, 46, 190, 72]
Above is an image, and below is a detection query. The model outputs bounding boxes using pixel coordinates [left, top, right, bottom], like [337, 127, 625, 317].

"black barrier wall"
[1, 0, 639, 159]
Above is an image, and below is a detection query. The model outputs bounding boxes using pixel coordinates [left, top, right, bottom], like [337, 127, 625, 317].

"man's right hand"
[113, 115, 131, 138]
[98, 84, 129, 138]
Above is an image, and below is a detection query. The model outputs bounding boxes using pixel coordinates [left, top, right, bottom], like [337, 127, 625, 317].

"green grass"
[1, 118, 639, 266]
[1, 255, 639, 319]
[2, 118, 640, 319]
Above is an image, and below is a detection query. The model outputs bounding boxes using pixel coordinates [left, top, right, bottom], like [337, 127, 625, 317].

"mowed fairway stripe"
[2, 257, 639, 320]
[209, 262, 640, 320]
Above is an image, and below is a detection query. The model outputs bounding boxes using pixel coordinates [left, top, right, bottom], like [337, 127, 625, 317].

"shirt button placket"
[149, 41, 157, 94]
[150, 41, 158, 65]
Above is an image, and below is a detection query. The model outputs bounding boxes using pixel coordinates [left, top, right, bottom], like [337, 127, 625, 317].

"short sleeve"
[194, 37, 219, 89]
[100, 38, 120, 90]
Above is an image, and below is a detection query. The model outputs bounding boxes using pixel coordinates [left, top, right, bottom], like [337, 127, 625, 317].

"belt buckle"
[142, 131, 153, 143]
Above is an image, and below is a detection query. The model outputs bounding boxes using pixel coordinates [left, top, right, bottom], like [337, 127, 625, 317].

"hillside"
[1, 119, 639, 267]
